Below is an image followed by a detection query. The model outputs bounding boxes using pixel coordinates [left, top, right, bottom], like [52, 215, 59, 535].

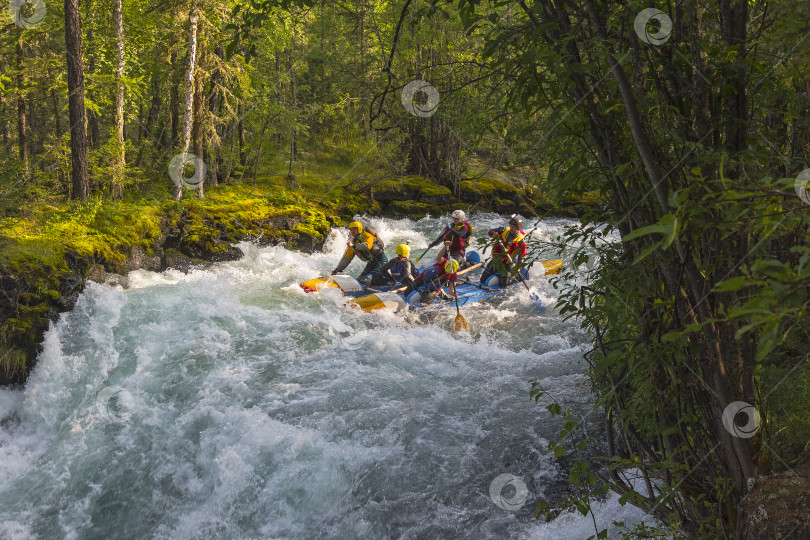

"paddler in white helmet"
[424, 210, 473, 266]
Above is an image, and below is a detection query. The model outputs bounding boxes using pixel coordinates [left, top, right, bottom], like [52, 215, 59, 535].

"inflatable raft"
[350, 256, 562, 312]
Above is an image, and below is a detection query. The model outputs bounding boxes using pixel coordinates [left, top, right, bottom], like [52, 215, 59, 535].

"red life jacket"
[442, 221, 473, 255]
[491, 227, 527, 264]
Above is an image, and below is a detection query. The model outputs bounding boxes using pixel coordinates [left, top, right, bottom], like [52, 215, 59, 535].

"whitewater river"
[0, 214, 651, 539]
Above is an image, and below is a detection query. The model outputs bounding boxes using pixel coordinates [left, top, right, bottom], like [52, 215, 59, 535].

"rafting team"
[330, 211, 528, 301]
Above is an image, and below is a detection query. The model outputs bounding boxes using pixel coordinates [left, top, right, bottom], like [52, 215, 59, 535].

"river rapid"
[0, 214, 652, 539]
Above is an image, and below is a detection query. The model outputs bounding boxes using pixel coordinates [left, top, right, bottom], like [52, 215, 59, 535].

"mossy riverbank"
[0, 173, 598, 385]
[0, 177, 337, 385]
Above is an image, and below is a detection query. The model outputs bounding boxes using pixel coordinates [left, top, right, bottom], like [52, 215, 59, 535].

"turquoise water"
[0, 215, 650, 539]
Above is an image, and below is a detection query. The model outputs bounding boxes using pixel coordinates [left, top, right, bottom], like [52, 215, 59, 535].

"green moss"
[492, 198, 514, 212]
[18, 291, 58, 305]
[0, 325, 26, 380]
[0, 195, 166, 275]
[413, 178, 452, 197]
[388, 200, 443, 217]
[561, 190, 606, 206]
[375, 176, 452, 202]
[460, 177, 520, 196]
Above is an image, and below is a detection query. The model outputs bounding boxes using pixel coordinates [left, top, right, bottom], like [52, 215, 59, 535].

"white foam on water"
[523, 492, 655, 539]
[0, 215, 657, 538]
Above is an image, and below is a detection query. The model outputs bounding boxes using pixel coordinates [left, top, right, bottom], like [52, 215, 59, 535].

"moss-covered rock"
[0, 183, 338, 385]
[374, 176, 453, 209]
[459, 178, 518, 203]
[0, 248, 98, 384]
[163, 248, 202, 273]
[388, 200, 445, 218]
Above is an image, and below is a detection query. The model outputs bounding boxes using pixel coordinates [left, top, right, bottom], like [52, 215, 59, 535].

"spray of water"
[0, 216, 651, 538]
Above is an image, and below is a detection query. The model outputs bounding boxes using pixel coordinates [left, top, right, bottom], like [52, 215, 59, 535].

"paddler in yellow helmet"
[403, 256, 459, 302]
[366, 243, 417, 287]
[332, 221, 388, 284]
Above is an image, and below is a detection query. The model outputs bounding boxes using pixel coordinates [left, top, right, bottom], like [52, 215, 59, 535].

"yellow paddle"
[453, 292, 468, 332]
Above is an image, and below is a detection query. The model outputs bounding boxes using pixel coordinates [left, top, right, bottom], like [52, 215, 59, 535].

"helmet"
[396, 244, 410, 257]
[451, 209, 466, 221]
[348, 221, 363, 233]
[444, 259, 460, 274]
[509, 214, 523, 229]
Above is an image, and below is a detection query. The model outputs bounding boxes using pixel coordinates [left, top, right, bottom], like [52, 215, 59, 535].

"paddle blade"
[353, 293, 386, 311]
[537, 259, 563, 275]
[530, 292, 546, 313]
[300, 276, 338, 292]
[454, 312, 469, 332]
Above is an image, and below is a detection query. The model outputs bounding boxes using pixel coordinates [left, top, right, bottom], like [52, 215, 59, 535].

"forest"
[1, 0, 809, 537]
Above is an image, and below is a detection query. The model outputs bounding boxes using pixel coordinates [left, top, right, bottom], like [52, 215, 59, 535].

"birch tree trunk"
[174, 3, 198, 200]
[192, 29, 204, 198]
[112, 0, 125, 199]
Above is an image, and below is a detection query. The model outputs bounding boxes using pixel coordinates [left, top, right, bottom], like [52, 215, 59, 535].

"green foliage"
[447, 0, 810, 536]
[1, 0, 808, 535]
[0, 326, 27, 379]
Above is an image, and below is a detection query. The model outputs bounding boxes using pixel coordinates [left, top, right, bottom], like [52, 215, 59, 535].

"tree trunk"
[286, 43, 296, 179]
[174, 3, 199, 200]
[1, 96, 9, 149]
[719, 0, 748, 155]
[86, 27, 100, 148]
[16, 36, 29, 178]
[180, 11, 197, 155]
[192, 28, 204, 198]
[208, 43, 223, 186]
[170, 49, 180, 150]
[28, 96, 36, 159]
[136, 71, 161, 165]
[65, 0, 89, 202]
[111, 0, 125, 199]
[238, 102, 245, 167]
